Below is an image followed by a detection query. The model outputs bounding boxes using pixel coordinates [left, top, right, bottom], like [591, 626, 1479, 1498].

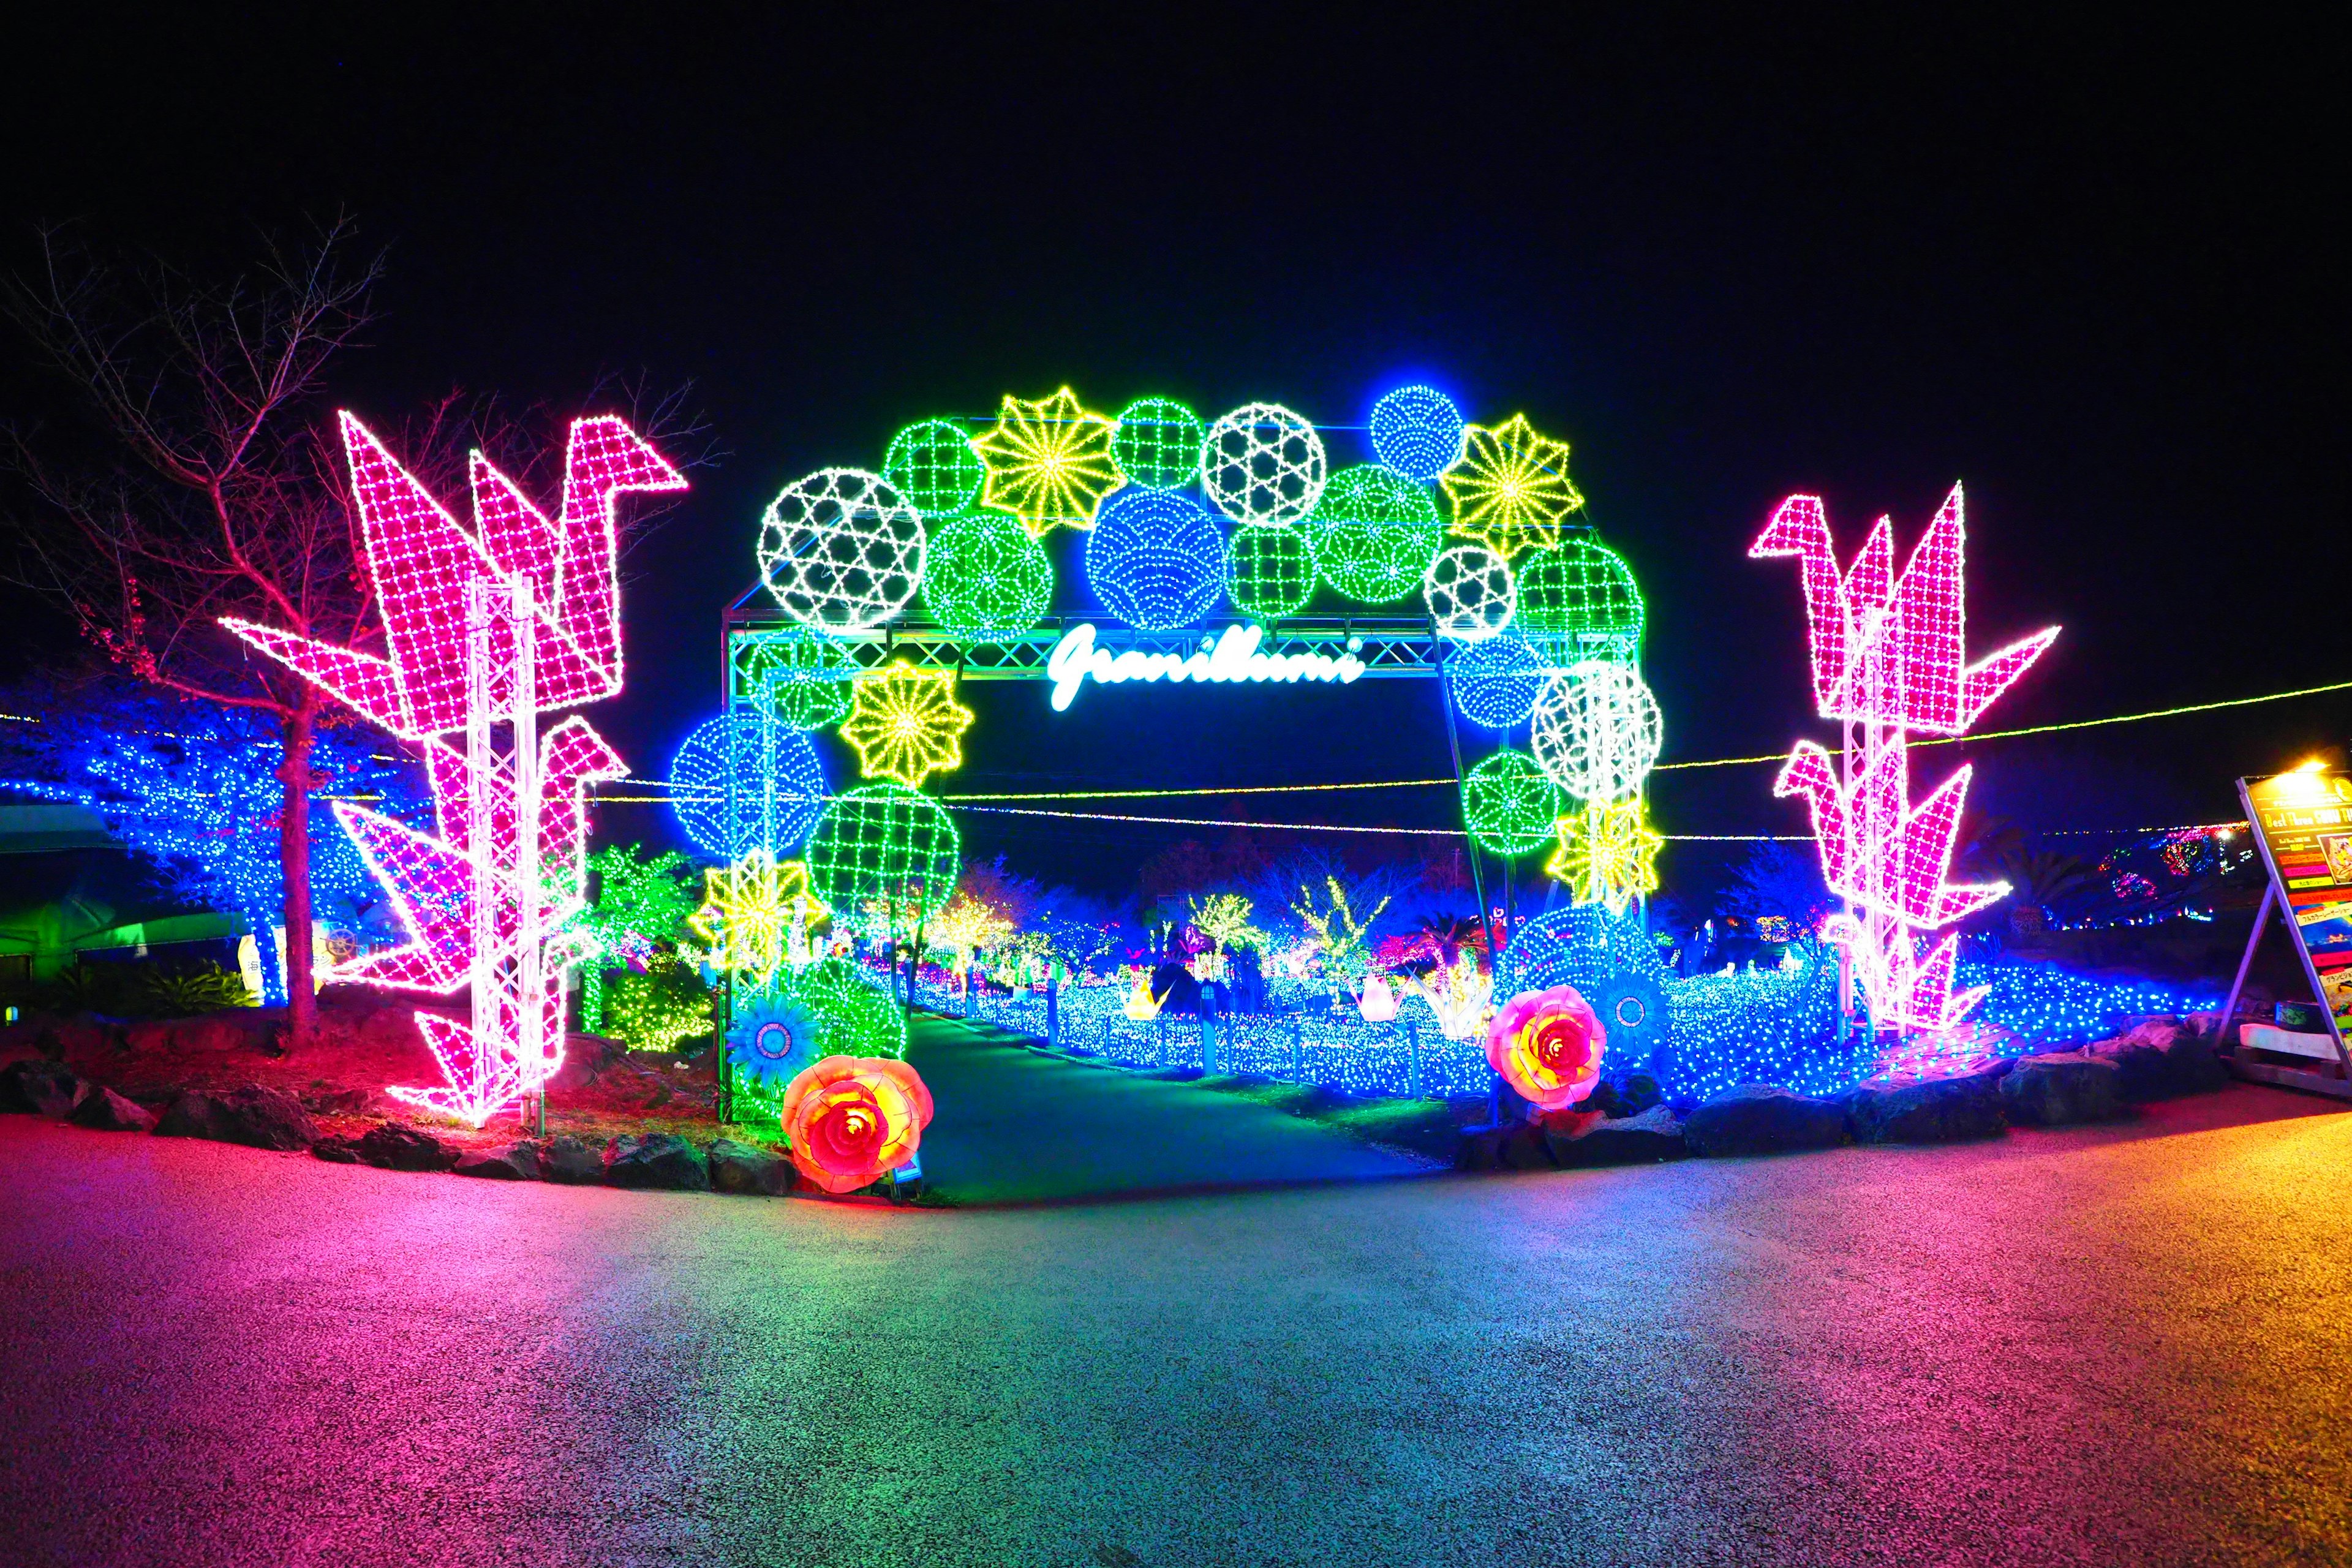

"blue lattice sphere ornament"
[1085, 489, 1226, 630]
[725, 992, 829, 1093]
[1498, 906, 1674, 1072]
[1447, 631, 1549, 729]
[668, 713, 829, 861]
[1369, 385, 1467, 482]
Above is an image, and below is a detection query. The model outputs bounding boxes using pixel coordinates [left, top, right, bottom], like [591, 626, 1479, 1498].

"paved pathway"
[902, 1012, 1438, 1204]
[1, 1086, 2347, 1566]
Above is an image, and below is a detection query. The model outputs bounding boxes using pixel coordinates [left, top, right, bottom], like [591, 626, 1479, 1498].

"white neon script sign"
[1046, 623, 1366, 710]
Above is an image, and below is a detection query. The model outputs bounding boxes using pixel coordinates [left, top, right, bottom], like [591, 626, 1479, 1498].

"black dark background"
[4, 10, 2342, 895]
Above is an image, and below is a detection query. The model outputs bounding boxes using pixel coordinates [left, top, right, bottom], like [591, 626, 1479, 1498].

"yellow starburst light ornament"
[1545, 799, 1662, 916]
[1440, 413, 1585, 562]
[970, 386, 1125, 537]
[691, 849, 829, 990]
[840, 660, 974, 788]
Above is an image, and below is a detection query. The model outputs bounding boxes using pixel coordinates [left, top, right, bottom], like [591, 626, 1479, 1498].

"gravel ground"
[1, 1084, 2346, 1567]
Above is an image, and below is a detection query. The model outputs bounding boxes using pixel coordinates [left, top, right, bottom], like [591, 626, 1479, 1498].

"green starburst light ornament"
[805, 782, 962, 927]
[1308, 463, 1443, 603]
[1463, 748, 1563, 858]
[922, 511, 1054, 639]
[1517, 538, 1645, 663]
[1112, 397, 1206, 492]
[744, 627, 859, 731]
[1226, 522, 1315, 619]
[883, 418, 986, 515]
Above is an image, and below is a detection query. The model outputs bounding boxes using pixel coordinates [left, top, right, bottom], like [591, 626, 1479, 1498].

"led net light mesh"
[970, 387, 1125, 537]
[668, 712, 828, 859]
[839, 662, 974, 788]
[1447, 630, 1549, 729]
[1423, 543, 1517, 643]
[744, 627, 858, 731]
[805, 782, 962, 930]
[882, 418, 986, 514]
[1226, 521, 1316, 619]
[1517, 539, 1644, 663]
[921, 512, 1054, 640]
[1084, 489, 1226, 630]
[1308, 463, 1443, 603]
[1750, 482, 2058, 1036]
[221, 410, 687, 1126]
[1202, 402, 1327, 526]
[758, 467, 927, 632]
[1112, 397, 1206, 492]
[1463, 748, 1561, 857]
[1440, 413, 1585, 562]
[1369, 385, 1467, 483]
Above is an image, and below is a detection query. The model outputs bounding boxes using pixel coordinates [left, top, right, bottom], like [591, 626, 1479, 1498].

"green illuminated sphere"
[1226, 522, 1315, 619]
[1112, 397, 1205, 491]
[922, 511, 1054, 640]
[1463, 748, 1562, 858]
[1308, 463, 1442, 603]
[806, 783, 962, 926]
[883, 418, 986, 515]
[1516, 538, 1644, 661]
[744, 627, 859, 731]
[796, 958, 910, 1058]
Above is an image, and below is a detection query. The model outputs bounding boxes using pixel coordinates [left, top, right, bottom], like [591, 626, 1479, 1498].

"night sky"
[6, 14, 2340, 895]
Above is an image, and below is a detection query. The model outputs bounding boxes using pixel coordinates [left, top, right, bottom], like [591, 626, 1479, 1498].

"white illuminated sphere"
[1423, 544, 1517, 643]
[1202, 402, 1327, 526]
[1530, 660, 1662, 802]
[758, 467, 927, 633]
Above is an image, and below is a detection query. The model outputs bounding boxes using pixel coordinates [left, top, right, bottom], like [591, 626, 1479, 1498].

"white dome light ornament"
[758, 467, 927, 633]
[1423, 543, 1517, 643]
[1530, 659, 1663, 804]
[1201, 402, 1327, 526]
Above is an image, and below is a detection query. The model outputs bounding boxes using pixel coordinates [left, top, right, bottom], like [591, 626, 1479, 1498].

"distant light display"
[921, 511, 1053, 640]
[1462, 748, 1561, 858]
[805, 783, 962, 928]
[1112, 397, 1206, 492]
[1308, 463, 1443, 603]
[971, 387, 1125, 537]
[1440, 413, 1583, 561]
[1225, 520, 1316, 619]
[881, 418, 986, 515]
[1423, 543, 1517, 643]
[1369, 385, 1466, 481]
[758, 467, 927, 632]
[669, 713, 827, 859]
[1202, 402, 1327, 526]
[839, 662, 974, 788]
[1084, 488, 1226, 630]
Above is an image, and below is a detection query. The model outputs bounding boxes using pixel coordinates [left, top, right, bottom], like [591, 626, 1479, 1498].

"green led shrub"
[604, 956, 715, 1051]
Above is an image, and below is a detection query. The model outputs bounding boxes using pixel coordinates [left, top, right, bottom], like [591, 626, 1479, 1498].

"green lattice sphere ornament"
[1463, 748, 1562, 858]
[883, 419, 986, 516]
[923, 511, 1054, 639]
[1113, 397, 1206, 492]
[797, 957, 910, 1058]
[1308, 463, 1442, 603]
[1226, 521, 1315, 619]
[1517, 538, 1645, 660]
[744, 626, 858, 731]
[1424, 543, 1517, 643]
[805, 783, 962, 927]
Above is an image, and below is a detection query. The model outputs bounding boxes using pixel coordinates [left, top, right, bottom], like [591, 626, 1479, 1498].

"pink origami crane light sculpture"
[1751, 483, 2057, 1032]
[224, 412, 686, 1123]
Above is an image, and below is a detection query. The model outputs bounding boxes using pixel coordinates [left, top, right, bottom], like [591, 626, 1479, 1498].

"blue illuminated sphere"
[1369, 385, 1466, 482]
[668, 712, 827, 861]
[1085, 489, 1226, 630]
[1447, 631, 1548, 729]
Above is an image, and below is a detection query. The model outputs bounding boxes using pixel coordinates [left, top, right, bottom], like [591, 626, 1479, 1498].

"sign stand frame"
[2217, 772, 2352, 1099]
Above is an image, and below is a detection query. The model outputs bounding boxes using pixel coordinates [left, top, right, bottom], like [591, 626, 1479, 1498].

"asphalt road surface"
[2, 1086, 2347, 1567]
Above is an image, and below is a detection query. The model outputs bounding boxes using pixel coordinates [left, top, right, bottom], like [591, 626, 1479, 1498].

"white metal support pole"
[511, 576, 543, 1128]
[464, 581, 500, 1116]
